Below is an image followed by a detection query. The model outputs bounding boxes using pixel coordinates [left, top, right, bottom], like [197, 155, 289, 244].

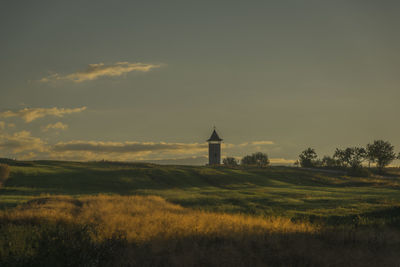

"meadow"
[1, 160, 400, 266]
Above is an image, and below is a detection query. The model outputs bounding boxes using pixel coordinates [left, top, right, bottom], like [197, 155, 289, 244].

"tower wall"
[208, 143, 221, 165]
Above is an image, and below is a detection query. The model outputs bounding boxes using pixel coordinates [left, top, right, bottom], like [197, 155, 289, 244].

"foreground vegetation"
[2, 160, 400, 265]
[2, 195, 400, 266]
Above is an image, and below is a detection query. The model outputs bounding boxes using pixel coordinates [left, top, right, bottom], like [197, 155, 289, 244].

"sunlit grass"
[2, 195, 400, 266]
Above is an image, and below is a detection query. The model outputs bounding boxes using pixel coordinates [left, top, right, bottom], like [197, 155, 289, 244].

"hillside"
[2, 160, 400, 224]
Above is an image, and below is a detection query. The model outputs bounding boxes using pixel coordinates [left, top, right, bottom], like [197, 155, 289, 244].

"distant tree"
[398, 152, 400, 160]
[253, 152, 270, 167]
[0, 164, 10, 187]
[321, 156, 339, 168]
[366, 140, 397, 173]
[334, 147, 366, 169]
[348, 147, 367, 169]
[298, 148, 318, 168]
[241, 152, 269, 167]
[223, 157, 239, 167]
[241, 155, 255, 165]
[333, 148, 351, 168]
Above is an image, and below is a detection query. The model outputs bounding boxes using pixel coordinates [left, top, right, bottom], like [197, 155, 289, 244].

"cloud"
[238, 141, 274, 147]
[42, 122, 68, 132]
[0, 131, 48, 153]
[269, 158, 296, 165]
[40, 62, 162, 83]
[53, 141, 207, 154]
[0, 107, 86, 123]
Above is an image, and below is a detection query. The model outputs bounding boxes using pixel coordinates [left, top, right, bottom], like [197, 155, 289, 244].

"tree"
[298, 148, 317, 167]
[321, 156, 339, 168]
[334, 147, 366, 169]
[253, 152, 270, 167]
[241, 152, 270, 167]
[366, 140, 397, 173]
[223, 157, 239, 167]
[241, 155, 255, 165]
[333, 148, 351, 168]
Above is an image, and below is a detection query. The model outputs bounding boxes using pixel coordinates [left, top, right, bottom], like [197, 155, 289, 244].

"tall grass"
[1, 195, 400, 266]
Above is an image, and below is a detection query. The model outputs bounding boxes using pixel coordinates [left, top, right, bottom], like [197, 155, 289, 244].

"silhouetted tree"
[241, 152, 269, 167]
[321, 156, 340, 168]
[366, 140, 397, 173]
[223, 157, 239, 167]
[298, 148, 317, 167]
[333, 148, 351, 168]
[334, 147, 366, 169]
[253, 152, 270, 167]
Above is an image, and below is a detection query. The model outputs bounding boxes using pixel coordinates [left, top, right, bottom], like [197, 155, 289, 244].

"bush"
[241, 152, 269, 167]
[0, 164, 10, 185]
[223, 157, 239, 167]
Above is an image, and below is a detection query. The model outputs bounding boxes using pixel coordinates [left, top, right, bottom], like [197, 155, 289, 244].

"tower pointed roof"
[207, 129, 223, 142]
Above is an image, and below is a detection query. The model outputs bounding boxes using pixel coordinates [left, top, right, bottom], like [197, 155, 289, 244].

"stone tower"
[207, 128, 222, 165]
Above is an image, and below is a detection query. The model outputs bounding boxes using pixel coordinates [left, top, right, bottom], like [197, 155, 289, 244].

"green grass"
[1, 160, 400, 225]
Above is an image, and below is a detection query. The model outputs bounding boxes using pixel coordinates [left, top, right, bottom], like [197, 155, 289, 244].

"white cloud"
[0, 131, 48, 154]
[42, 122, 68, 132]
[0, 107, 86, 123]
[40, 62, 162, 83]
[47, 141, 207, 162]
[53, 140, 207, 154]
[238, 141, 274, 147]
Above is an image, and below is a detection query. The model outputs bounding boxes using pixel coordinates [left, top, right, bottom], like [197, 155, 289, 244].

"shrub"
[223, 157, 239, 167]
[241, 152, 269, 167]
[0, 164, 10, 186]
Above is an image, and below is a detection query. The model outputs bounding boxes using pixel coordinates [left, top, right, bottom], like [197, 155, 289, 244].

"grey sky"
[1, 1, 399, 164]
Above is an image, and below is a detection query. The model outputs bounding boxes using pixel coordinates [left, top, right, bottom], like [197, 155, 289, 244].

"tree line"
[297, 140, 400, 175]
[223, 152, 270, 168]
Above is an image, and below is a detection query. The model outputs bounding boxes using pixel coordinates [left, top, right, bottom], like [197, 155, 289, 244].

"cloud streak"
[42, 122, 68, 132]
[40, 62, 162, 83]
[0, 107, 86, 123]
[238, 140, 274, 147]
[53, 141, 207, 154]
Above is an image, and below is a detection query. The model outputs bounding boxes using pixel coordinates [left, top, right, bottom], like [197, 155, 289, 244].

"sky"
[1, 0, 400, 165]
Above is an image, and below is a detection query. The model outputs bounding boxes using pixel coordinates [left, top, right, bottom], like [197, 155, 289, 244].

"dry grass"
[2, 195, 400, 266]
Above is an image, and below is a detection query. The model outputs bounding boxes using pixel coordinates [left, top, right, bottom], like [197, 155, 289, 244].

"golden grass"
[2, 195, 315, 242]
[2, 195, 400, 266]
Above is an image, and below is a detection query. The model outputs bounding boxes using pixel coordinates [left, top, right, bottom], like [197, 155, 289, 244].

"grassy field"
[2, 160, 400, 225]
[2, 160, 400, 266]
[2, 195, 400, 266]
